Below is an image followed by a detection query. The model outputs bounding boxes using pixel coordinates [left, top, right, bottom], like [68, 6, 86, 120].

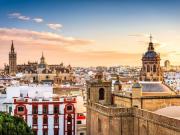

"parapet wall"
[87, 103, 180, 135]
[88, 102, 133, 117]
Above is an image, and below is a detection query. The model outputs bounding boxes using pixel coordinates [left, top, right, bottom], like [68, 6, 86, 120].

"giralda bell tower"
[9, 40, 17, 75]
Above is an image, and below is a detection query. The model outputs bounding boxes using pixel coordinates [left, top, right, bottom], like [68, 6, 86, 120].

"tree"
[0, 112, 33, 135]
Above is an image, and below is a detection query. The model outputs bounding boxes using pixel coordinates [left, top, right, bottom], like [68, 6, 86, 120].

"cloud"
[47, 23, 63, 30]
[9, 12, 44, 23]
[8, 12, 63, 31]
[9, 12, 30, 21]
[33, 18, 44, 23]
[0, 27, 93, 46]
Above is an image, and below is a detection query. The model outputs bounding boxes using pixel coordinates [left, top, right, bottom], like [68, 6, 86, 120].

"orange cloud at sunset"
[0, 27, 179, 68]
[0, 28, 93, 46]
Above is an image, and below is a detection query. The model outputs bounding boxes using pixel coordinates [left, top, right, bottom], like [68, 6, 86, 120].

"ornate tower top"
[11, 40, 15, 53]
[40, 52, 45, 64]
[148, 34, 154, 51]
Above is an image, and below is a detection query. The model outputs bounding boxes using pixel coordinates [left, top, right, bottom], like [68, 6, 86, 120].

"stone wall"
[87, 103, 180, 135]
[113, 95, 132, 108]
[133, 108, 180, 135]
[113, 94, 180, 111]
[141, 96, 180, 111]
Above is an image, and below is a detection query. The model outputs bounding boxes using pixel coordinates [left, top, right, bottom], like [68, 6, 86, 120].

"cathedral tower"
[9, 40, 17, 75]
[140, 35, 163, 81]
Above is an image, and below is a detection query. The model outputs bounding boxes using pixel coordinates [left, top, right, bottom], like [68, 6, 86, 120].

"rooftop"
[139, 81, 173, 93]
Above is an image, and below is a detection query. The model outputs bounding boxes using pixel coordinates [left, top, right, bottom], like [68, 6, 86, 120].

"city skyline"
[0, 0, 180, 67]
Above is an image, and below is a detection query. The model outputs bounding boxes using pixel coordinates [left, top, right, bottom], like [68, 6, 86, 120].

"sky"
[0, 0, 180, 67]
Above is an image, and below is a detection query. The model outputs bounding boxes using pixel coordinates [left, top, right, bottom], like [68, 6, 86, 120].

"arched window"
[147, 65, 150, 72]
[99, 88, 104, 100]
[153, 65, 156, 72]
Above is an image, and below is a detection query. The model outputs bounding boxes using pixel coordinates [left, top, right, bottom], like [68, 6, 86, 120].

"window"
[88, 88, 90, 99]
[43, 106, 48, 114]
[43, 116, 48, 125]
[99, 88, 104, 100]
[67, 105, 72, 111]
[54, 105, 59, 114]
[9, 106, 12, 114]
[147, 65, 150, 72]
[67, 114, 72, 135]
[98, 118, 101, 133]
[77, 121, 82, 124]
[33, 130, 37, 135]
[67, 114, 72, 124]
[32, 106, 38, 114]
[153, 65, 156, 72]
[54, 129, 59, 135]
[33, 117, 37, 125]
[43, 130, 48, 135]
[54, 117, 59, 124]
[18, 106, 24, 112]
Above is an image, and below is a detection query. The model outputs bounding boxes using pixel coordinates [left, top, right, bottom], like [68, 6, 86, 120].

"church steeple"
[40, 52, 45, 64]
[11, 40, 15, 52]
[148, 34, 154, 51]
[41, 52, 44, 59]
[150, 34, 152, 43]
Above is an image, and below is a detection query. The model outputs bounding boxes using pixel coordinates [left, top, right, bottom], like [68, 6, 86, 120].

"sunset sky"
[0, 0, 180, 67]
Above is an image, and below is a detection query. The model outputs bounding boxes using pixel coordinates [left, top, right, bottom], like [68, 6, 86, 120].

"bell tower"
[87, 70, 112, 105]
[9, 40, 17, 75]
[86, 70, 112, 135]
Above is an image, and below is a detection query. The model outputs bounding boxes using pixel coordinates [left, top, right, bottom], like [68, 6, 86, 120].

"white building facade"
[12, 96, 77, 135]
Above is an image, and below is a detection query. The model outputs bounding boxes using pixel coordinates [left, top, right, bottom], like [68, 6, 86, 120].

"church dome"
[139, 82, 173, 93]
[142, 35, 159, 59]
[144, 51, 158, 58]
[38, 63, 46, 68]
